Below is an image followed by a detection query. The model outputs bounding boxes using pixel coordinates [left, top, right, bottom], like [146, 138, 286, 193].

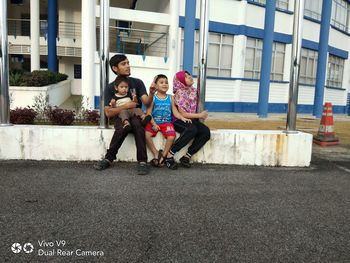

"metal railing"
[7, 19, 81, 41]
[58, 21, 81, 41]
[8, 44, 82, 57]
[97, 26, 168, 58]
[7, 19, 168, 58]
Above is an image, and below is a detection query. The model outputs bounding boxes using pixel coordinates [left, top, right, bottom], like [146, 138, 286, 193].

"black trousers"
[105, 115, 147, 162]
[171, 119, 211, 156]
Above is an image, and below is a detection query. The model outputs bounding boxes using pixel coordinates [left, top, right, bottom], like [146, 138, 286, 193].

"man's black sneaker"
[179, 156, 191, 168]
[93, 159, 111, 171]
[137, 162, 150, 175]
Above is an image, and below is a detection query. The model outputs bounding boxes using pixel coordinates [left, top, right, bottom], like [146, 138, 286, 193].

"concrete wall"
[10, 80, 71, 108]
[0, 126, 313, 167]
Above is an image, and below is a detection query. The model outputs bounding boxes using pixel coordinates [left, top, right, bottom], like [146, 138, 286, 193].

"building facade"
[7, 0, 350, 116]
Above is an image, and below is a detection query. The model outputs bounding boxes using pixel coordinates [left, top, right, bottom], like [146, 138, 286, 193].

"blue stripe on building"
[302, 39, 348, 59]
[205, 102, 347, 114]
[258, 0, 276, 118]
[313, 0, 333, 118]
[95, 96, 348, 114]
[48, 0, 58, 72]
[179, 16, 292, 43]
[182, 0, 196, 74]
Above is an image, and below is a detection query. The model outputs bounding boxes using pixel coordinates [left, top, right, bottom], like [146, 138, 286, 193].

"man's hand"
[149, 81, 157, 95]
[110, 99, 116, 108]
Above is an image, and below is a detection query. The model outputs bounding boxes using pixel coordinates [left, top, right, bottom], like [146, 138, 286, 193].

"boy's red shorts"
[145, 123, 176, 138]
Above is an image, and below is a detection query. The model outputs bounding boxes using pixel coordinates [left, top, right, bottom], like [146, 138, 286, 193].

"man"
[94, 54, 155, 175]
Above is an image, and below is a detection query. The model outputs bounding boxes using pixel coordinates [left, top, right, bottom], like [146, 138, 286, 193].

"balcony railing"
[97, 26, 168, 58]
[7, 19, 81, 41]
[7, 19, 169, 58]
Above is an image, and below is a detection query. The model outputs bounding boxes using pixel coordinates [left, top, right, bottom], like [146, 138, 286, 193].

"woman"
[161, 71, 211, 169]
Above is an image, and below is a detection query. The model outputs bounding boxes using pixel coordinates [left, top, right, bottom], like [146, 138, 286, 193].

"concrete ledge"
[0, 125, 313, 167]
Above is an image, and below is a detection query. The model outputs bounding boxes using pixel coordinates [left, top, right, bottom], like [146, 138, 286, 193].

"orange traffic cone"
[313, 102, 339, 146]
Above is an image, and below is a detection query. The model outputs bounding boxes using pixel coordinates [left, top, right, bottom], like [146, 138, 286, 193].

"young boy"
[111, 75, 151, 132]
[145, 74, 191, 168]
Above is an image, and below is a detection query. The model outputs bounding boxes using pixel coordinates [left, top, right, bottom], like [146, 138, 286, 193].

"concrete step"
[0, 125, 313, 167]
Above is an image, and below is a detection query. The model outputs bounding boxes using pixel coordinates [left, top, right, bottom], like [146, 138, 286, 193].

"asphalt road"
[0, 156, 349, 263]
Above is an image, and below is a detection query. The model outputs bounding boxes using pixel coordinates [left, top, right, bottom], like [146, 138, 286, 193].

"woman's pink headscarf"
[173, 70, 198, 114]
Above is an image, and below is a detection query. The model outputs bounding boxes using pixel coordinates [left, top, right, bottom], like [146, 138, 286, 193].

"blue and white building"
[7, 0, 350, 116]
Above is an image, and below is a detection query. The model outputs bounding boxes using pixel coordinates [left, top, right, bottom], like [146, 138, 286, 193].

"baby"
[110, 75, 151, 131]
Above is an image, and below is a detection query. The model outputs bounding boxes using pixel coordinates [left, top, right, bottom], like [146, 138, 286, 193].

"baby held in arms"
[110, 76, 151, 132]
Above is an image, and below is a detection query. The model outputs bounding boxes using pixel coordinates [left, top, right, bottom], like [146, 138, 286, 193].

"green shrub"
[17, 70, 68, 87]
[21, 71, 50, 86]
[9, 69, 24, 86]
[56, 72, 68, 82]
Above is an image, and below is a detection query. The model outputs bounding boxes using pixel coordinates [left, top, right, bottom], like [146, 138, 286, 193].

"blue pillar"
[48, 0, 58, 72]
[183, 0, 196, 74]
[258, 0, 276, 118]
[313, 0, 332, 118]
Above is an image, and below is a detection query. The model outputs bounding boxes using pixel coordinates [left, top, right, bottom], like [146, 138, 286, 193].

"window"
[327, 54, 344, 88]
[248, 0, 290, 10]
[331, 0, 349, 32]
[244, 38, 286, 81]
[244, 38, 262, 79]
[299, 48, 318, 85]
[271, 42, 285, 81]
[74, 64, 81, 79]
[304, 0, 322, 20]
[180, 30, 234, 78]
[276, 0, 289, 10]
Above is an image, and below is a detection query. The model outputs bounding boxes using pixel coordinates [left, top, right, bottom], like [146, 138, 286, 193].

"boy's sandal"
[157, 149, 164, 167]
[150, 158, 159, 167]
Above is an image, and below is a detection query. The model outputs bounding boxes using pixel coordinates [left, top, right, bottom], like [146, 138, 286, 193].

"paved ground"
[1, 111, 349, 262]
[1, 155, 350, 262]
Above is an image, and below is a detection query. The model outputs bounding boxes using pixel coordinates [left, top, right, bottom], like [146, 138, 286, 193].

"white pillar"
[30, 0, 40, 71]
[168, 0, 180, 92]
[231, 35, 247, 101]
[81, 0, 96, 109]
